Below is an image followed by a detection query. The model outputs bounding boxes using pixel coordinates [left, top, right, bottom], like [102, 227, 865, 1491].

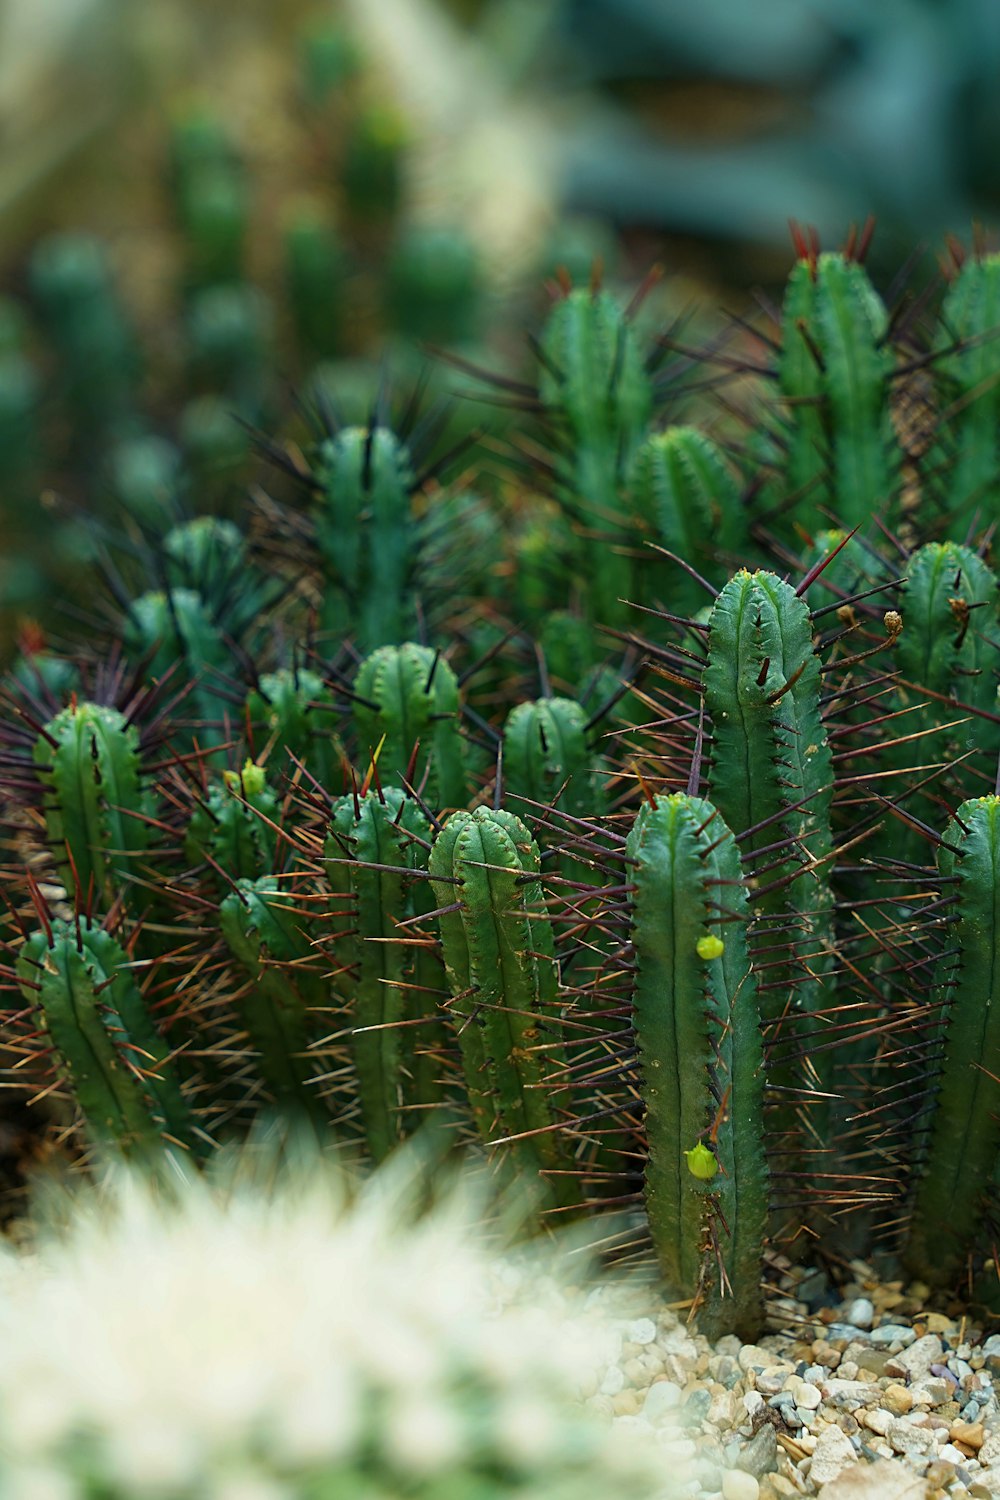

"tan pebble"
[759, 1476, 799, 1499]
[812, 1341, 841, 1369]
[925, 1314, 954, 1335]
[611, 1389, 642, 1417]
[882, 1384, 913, 1415]
[709, 1390, 738, 1428]
[838, 1362, 860, 1381]
[623, 1358, 646, 1385]
[950, 1419, 985, 1449]
[586, 1394, 614, 1418]
[862, 1408, 893, 1437]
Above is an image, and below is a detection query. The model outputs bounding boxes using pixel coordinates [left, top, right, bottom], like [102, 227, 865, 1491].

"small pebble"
[951, 1419, 986, 1450]
[869, 1324, 917, 1349]
[809, 1424, 859, 1486]
[886, 1334, 944, 1381]
[628, 1317, 657, 1346]
[643, 1380, 682, 1422]
[722, 1472, 759, 1500]
[845, 1298, 875, 1330]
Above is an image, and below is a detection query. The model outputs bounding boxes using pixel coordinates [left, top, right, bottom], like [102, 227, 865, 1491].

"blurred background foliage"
[1, 0, 999, 647]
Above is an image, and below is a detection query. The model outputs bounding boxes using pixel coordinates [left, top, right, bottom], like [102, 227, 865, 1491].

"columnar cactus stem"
[627, 792, 768, 1339]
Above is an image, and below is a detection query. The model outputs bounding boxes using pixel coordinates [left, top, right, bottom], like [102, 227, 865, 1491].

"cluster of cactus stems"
[5, 227, 1000, 1343]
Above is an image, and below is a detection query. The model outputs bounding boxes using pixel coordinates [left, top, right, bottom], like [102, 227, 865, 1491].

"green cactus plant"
[428, 805, 580, 1210]
[352, 642, 467, 810]
[626, 791, 768, 1338]
[903, 796, 1000, 1287]
[325, 785, 448, 1159]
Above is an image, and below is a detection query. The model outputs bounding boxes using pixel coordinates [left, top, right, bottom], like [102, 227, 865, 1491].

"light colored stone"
[739, 1345, 777, 1374]
[912, 1377, 951, 1406]
[643, 1379, 682, 1422]
[743, 1392, 765, 1420]
[600, 1365, 625, 1396]
[819, 1379, 882, 1411]
[722, 1472, 760, 1500]
[611, 1388, 642, 1417]
[710, 1390, 739, 1428]
[885, 1334, 944, 1381]
[794, 1382, 822, 1411]
[813, 1458, 924, 1499]
[845, 1300, 875, 1330]
[939, 1443, 969, 1464]
[979, 1430, 1000, 1465]
[869, 1325, 917, 1349]
[627, 1317, 657, 1346]
[809, 1425, 859, 1487]
[887, 1419, 934, 1457]
[861, 1409, 893, 1437]
[970, 1473, 1000, 1498]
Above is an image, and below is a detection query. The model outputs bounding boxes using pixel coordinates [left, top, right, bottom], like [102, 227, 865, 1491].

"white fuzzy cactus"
[0, 1148, 683, 1499]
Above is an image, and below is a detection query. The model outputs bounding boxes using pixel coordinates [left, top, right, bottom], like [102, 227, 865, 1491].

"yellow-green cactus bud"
[685, 1143, 719, 1181]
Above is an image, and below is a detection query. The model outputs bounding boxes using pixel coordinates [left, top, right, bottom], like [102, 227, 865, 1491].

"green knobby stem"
[776, 252, 899, 534]
[539, 612, 600, 692]
[123, 587, 234, 752]
[890, 542, 1000, 862]
[775, 258, 829, 531]
[353, 643, 467, 811]
[502, 695, 608, 888]
[16, 920, 198, 1155]
[932, 253, 1000, 535]
[904, 796, 1000, 1287]
[428, 806, 580, 1211]
[312, 425, 418, 649]
[628, 427, 749, 609]
[185, 760, 280, 883]
[502, 697, 603, 823]
[325, 787, 448, 1161]
[626, 792, 768, 1339]
[218, 876, 328, 1131]
[34, 701, 153, 912]
[537, 288, 654, 629]
[245, 667, 341, 786]
[703, 570, 836, 1168]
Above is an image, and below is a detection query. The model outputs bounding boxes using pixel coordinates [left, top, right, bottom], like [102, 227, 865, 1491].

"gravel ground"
[579, 1259, 1000, 1499]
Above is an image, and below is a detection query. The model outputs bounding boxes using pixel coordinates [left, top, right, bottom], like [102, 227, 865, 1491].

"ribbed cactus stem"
[904, 797, 1000, 1286]
[325, 787, 447, 1160]
[537, 288, 653, 628]
[428, 806, 580, 1210]
[218, 876, 327, 1129]
[34, 701, 152, 910]
[312, 425, 418, 648]
[15, 920, 197, 1154]
[627, 792, 768, 1338]
[353, 643, 467, 810]
[703, 569, 835, 1171]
